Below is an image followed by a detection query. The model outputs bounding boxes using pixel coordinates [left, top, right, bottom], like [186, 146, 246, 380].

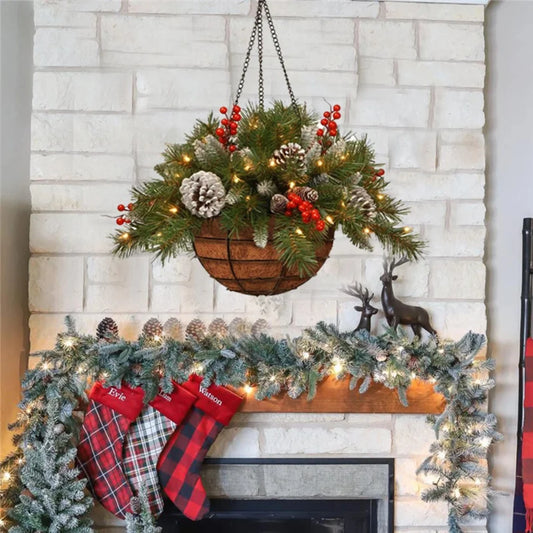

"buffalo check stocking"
[122, 383, 196, 517]
[157, 375, 243, 521]
[76, 382, 144, 519]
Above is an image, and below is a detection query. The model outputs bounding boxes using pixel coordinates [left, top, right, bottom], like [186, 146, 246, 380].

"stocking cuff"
[149, 382, 196, 425]
[89, 382, 145, 420]
[184, 375, 243, 425]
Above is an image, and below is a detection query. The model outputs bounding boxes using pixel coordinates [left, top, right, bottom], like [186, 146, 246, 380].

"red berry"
[116, 217, 125, 225]
[329, 120, 337, 127]
[316, 129, 324, 137]
[323, 111, 331, 118]
[230, 128, 238, 135]
[230, 122, 238, 129]
[333, 112, 341, 120]
[233, 114, 242, 121]
[229, 144, 237, 152]
[371, 176, 377, 182]
[311, 209, 321, 221]
[377, 169, 385, 176]
[329, 130, 337, 137]
[117, 204, 125, 211]
[333, 104, 341, 112]
[221, 118, 229, 126]
[127, 203, 134, 210]
[293, 195, 302, 205]
[302, 214, 312, 224]
[320, 118, 329, 126]
[216, 127, 225, 136]
[233, 105, 241, 113]
[124, 218, 131, 224]
[285, 209, 293, 216]
[220, 106, 228, 114]
[301, 201, 312, 210]
[316, 220, 326, 231]
[287, 201, 296, 209]
[298, 204, 307, 213]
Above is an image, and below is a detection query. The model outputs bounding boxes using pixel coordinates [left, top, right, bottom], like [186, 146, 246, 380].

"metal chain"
[233, 0, 299, 116]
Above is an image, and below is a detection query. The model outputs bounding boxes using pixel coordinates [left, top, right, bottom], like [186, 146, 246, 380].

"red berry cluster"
[316, 104, 341, 149]
[116, 203, 134, 225]
[216, 105, 241, 153]
[285, 192, 326, 232]
[371, 168, 385, 182]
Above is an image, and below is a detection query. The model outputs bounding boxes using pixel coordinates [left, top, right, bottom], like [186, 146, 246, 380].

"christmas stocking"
[122, 383, 196, 517]
[76, 382, 144, 519]
[157, 375, 243, 520]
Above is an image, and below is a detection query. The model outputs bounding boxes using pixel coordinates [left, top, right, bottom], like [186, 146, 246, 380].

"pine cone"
[229, 317, 251, 337]
[142, 318, 163, 340]
[270, 194, 289, 214]
[208, 318, 229, 338]
[186, 319, 206, 341]
[180, 170, 226, 218]
[251, 319, 269, 337]
[164, 318, 184, 341]
[96, 317, 119, 340]
[292, 186, 319, 203]
[349, 186, 377, 219]
[130, 496, 141, 515]
[273, 143, 305, 168]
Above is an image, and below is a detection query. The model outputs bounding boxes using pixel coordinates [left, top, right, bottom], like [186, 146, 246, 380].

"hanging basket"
[193, 217, 335, 296]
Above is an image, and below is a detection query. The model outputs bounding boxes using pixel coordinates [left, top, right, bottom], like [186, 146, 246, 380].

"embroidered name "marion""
[107, 388, 126, 401]
[199, 386, 222, 406]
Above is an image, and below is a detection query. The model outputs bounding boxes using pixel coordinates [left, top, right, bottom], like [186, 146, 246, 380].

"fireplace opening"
[158, 458, 394, 533]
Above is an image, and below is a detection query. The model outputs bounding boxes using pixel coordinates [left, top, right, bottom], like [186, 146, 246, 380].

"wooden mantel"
[236, 378, 445, 414]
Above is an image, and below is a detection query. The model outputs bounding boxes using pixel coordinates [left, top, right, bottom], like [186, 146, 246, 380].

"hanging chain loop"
[233, 0, 299, 116]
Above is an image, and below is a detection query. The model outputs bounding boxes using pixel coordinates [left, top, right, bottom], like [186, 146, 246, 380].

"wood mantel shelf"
[237, 378, 445, 414]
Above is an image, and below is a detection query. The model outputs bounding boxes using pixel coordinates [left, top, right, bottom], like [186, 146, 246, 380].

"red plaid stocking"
[122, 383, 196, 517]
[157, 375, 243, 521]
[76, 382, 144, 519]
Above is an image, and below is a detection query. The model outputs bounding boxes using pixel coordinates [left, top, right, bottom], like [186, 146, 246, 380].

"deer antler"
[341, 282, 374, 304]
[389, 255, 410, 273]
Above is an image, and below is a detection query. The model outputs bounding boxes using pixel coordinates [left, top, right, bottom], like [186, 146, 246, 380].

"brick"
[87, 255, 148, 284]
[419, 22, 485, 61]
[29, 314, 71, 351]
[394, 415, 434, 455]
[385, 3, 485, 22]
[243, 295, 293, 327]
[396, 458, 420, 496]
[31, 183, 131, 212]
[430, 260, 485, 299]
[430, 302, 487, 337]
[389, 131, 436, 171]
[34, 28, 99, 67]
[359, 20, 416, 59]
[207, 428, 260, 458]
[128, 0, 250, 14]
[398, 60, 485, 88]
[387, 171, 485, 201]
[434, 89, 485, 129]
[344, 414, 392, 426]
[30, 214, 112, 253]
[358, 58, 395, 86]
[425, 225, 485, 257]
[30, 154, 135, 182]
[63, 0, 121, 12]
[136, 70, 230, 112]
[152, 257, 192, 283]
[233, 413, 346, 424]
[350, 88, 431, 128]
[292, 298, 337, 327]
[32, 113, 133, 153]
[396, 498, 448, 527]
[450, 201, 486, 226]
[261, 427, 391, 454]
[34, 3, 96, 27]
[262, 0, 379, 18]
[29, 257, 84, 312]
[403, 201, 447, 226]
[214, 286, 247, 314]
[33, 72, 132, 112]
[438, 131, 485, 171]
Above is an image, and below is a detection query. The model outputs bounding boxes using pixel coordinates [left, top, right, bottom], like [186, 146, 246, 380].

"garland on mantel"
[0, 317, 501, 533]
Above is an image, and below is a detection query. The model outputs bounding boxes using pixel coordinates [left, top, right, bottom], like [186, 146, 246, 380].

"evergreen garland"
[0, 318, 500, 533]
[112, 102, 424, 274]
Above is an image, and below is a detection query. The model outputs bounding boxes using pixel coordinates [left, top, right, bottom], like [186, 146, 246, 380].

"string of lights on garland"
[0, 316, 500, 533]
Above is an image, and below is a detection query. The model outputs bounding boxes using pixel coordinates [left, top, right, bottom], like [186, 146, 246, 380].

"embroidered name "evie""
[158, 392, 172, 402]
[199, 386, 222, 406]
[107, 388, 126, 401]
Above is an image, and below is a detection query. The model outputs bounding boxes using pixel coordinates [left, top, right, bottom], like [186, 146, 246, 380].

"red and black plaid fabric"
[157, 375, 243, 521]
[523, 338, 533, 531]
[122, 384, 196, 517]
[76, 382, 144, 519]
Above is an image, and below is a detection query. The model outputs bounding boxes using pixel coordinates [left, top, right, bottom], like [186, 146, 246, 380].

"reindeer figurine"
[380, 257, 437, 337]
[342, 283, 378, 332]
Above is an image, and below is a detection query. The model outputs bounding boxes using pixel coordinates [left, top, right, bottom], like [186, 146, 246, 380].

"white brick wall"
[29, 1, 488, 530]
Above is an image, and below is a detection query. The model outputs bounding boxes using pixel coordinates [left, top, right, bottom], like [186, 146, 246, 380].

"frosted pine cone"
[270, 194, 289, 214]
[164, 318, 184, 341]
[292, 186, 319, 203]
[193, 135, 225, 167]
[96, 317, 119, 340]
[186, 319, 206, 341]
[229, 317, 252, 337]
[349, 186, 377, 219]
[273, 143, 305, 169]
[142, 318, 163, 340]
[208, 318, 229, 338]
[251, 319, 269, 337]
[180, 170, 226, 218]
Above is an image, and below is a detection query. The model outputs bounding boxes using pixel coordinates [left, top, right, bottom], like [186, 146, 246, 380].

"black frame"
[158, 458, 394, 533]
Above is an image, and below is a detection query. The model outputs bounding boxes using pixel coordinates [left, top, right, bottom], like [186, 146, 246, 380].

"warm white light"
[62, 338, 74, 348]
[233, 174, 241, 183]
[452, 488, 461, 499]
[377, 194, 384, 200]
[269, 159, 276, 167]
[244, 384, 253, 394]
[269, 375, 276, 382]
[2, 472, 11, 482]
[120, 232, 130, 241]
[169, 206, 178, 214]
[301, 351, 310, 360]
[42, 362, 50, 371]
[153, 335, 161, 342]
[289, 181, 296, 189]
[332, 358, 344, 376]
[363, 227, 371, 235]
[182, 155, 191, 163]
[437, 450, 446, 460]
[325, 215, 334, 224]
[479, 436, 492, 448]
[316, 159, 324, 167]
[403, 226, 411, 234]
[295, 228, 303, 236]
